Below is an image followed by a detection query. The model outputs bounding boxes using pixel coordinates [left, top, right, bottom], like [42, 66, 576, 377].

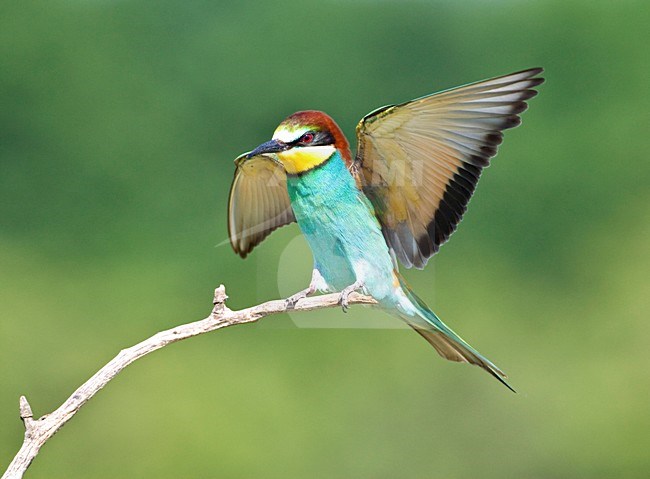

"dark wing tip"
[514, 66, 544, 77]
[519, 89, 540, 101]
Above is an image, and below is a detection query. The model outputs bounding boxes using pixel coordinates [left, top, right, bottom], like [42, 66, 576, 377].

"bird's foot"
[285, 286, 315, 309]
[285, 269, 326, 309]
[338, 280, 364, 313]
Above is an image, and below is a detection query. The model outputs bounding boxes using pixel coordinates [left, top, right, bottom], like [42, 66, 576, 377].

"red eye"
[300, 132, 314, 144]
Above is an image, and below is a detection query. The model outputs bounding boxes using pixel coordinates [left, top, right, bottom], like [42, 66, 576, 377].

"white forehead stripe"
[273, 125, 310, 143]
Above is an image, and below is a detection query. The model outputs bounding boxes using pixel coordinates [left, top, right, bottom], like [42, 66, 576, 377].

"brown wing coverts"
[355, 68, 544, 268]
[228, 152, 295, 258]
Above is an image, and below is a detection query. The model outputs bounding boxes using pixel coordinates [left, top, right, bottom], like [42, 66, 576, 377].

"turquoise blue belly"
[286, 152, 397, 298]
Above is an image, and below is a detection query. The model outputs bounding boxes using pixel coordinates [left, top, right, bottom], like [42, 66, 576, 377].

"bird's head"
[247, 110, 351, 175]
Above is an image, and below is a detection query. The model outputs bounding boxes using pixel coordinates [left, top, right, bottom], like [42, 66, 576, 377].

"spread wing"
[228, 152, 295, 258]
[354, 68, 544, 269]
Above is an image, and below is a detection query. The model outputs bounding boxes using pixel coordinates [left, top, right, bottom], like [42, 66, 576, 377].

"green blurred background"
[1, 0, 649, 477]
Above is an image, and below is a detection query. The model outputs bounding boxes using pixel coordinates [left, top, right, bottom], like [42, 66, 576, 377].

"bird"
[227, 68, 544, 391]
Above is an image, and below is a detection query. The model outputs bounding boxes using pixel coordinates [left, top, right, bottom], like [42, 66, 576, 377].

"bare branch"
[2, 286, 376, 479]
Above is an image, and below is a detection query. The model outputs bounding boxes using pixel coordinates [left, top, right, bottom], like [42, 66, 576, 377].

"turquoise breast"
[286, 152, 396, 298]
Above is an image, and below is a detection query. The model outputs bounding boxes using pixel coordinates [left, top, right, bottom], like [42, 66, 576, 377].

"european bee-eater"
[228, 68, 544, 390]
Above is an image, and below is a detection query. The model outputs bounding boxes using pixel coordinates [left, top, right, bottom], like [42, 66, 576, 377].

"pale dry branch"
[2, 286, 376, 479]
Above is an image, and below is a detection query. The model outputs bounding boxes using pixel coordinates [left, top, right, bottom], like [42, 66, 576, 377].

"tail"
[394, 274, 515, 392]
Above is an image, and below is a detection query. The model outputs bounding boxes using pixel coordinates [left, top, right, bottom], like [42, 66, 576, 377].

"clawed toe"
[285, 293, 305, 309]
[285, 286, 315, 310]
[338, 293, 350, 313]
[338, 280, 363, 313]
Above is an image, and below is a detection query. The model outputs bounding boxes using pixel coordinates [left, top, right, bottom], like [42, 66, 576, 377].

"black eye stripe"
[288, 130, 334, 147]
[315, 131, 335, 145]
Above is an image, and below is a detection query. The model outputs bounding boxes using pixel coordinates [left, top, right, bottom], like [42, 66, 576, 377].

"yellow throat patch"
[277, 145, 335, 174]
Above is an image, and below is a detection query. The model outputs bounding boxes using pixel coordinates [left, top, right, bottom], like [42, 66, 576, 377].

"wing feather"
[228, 152, 295, 258]
[355, 68, 544, 268]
